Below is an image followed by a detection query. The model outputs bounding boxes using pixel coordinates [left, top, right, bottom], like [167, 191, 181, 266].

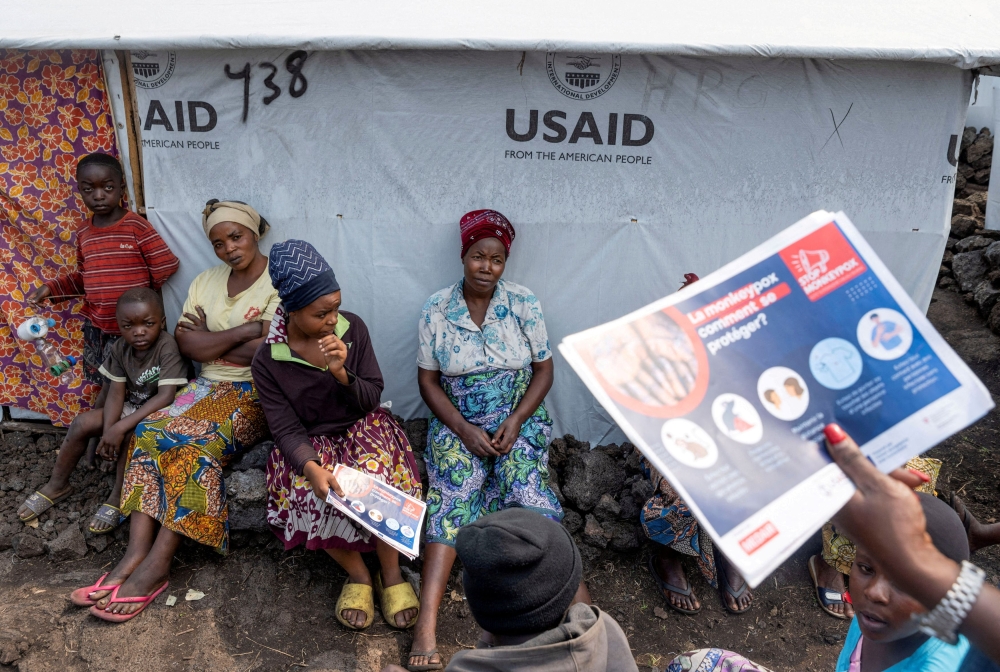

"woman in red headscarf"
[407, 210, 572, 670]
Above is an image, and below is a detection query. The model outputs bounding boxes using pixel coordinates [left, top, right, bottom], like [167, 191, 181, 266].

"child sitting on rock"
[26, 152, 179, 466]
[17, 288, 189, 535]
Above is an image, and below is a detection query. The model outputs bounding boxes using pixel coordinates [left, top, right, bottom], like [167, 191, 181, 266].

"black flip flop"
[717, 556, 752, 614]
[647, 555, 700, 615]
[808, 555, 849, 620]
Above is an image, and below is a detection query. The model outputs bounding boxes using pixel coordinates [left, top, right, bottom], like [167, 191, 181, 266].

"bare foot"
[82, 437, 99, 471]
[408, 625, 443, 669]
[951, 495, 987, 553]
[100, 562, 168, 616]
[17, 483, 72, 521]
[811, 554, 854, 619]
[717, 554, 753, 613]
[650, 549, 701, 613]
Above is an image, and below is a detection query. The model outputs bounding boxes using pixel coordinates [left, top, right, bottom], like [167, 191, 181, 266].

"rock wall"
[938, 128, 1000, 328]
[548, 435, 649, 560]
[0, 432, 114, 559]
[221, 420, 653, 562]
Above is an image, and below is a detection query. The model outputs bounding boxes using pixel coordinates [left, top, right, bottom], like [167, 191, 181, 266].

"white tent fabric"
[7, 2, 993, 443]
[4, 1, 1000, 69]
[973, 78, 1000, 231]
[102, 49, 971, 445]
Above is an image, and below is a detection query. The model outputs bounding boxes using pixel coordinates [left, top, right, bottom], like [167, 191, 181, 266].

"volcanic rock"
[562, 449, 626, 512]
[45, 523, 87, 561]
[952, 250, 989, 292]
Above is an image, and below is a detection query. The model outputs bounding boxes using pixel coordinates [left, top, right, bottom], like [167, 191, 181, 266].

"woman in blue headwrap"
[252, 240, 422, 632]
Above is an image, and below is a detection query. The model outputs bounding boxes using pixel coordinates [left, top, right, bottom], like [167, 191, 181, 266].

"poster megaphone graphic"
[797, 249, 830, 275]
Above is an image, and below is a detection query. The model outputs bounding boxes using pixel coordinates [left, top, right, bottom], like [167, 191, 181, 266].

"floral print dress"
[418, 279, 562, 545]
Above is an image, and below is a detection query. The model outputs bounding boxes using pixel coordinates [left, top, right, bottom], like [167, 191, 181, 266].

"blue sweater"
[836, 618, 969, 672]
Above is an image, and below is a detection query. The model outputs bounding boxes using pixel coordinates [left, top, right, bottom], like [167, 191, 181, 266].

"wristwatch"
[914, 560, 986, 644]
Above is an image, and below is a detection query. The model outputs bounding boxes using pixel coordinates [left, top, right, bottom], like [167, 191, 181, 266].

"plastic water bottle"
[16, 317, 55, 342]
[48, 355, 78, 385]
[16, 317, 76, 384]
[35, 339, 62, 371]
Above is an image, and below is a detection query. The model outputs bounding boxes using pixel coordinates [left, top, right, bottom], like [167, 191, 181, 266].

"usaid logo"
[546, 53, 621, 100]
[131, 51, 176, 90]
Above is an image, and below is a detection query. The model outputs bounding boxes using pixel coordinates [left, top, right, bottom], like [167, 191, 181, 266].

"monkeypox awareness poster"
[560, 211, 994, 585]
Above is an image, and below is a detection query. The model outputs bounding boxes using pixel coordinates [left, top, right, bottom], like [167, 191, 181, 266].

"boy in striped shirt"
[28, 152, 180, 400]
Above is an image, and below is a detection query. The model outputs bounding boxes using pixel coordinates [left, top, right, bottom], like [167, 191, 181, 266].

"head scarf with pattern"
[268, 239, 341, 313]
[459, 209, 516, 258]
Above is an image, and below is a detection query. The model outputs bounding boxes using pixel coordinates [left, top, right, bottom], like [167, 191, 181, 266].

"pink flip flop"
[88, 581, 169, 623]
[70, 573, 121, 607]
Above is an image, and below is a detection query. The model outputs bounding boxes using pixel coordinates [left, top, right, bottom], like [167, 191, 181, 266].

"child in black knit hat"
[384, 508, 637, 672]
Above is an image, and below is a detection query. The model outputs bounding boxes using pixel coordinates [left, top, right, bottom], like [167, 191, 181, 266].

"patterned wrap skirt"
[121, 378, 268, 554]
[266, 408, 421, 552]
[667, 648, 773, 672]
[821, 455, 941, 574]
[639, 454, 718, 588]
[425, 367, 562, 546]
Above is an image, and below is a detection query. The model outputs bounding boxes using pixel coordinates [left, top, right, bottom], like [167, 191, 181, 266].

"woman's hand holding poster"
[559, 211, 993, 586]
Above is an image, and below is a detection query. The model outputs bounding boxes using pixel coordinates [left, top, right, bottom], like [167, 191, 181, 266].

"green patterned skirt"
[424, 367, 562, 545]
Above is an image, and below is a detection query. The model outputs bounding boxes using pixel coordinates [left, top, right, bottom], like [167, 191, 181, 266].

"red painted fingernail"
[909, 468, 931, 483]
[824, 424, 847, 444]
[843, 591, 852, 605]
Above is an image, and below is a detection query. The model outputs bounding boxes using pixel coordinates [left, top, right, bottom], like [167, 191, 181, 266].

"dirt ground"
[0, 285, 997, 672]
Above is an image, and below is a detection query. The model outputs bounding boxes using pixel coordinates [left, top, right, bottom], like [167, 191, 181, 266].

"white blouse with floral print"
[417, 279, 552, 376]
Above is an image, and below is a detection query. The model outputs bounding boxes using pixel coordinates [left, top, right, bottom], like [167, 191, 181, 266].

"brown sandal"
[407, 648, 444, 671]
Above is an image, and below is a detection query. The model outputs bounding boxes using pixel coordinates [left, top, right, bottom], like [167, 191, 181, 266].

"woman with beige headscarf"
[76, 200, 279, 622]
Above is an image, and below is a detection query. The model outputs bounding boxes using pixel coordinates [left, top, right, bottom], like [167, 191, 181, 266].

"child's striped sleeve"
[136, 220, 180, 289]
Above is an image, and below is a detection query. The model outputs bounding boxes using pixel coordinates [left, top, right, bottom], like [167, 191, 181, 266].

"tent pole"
[113, 50, 146, 216]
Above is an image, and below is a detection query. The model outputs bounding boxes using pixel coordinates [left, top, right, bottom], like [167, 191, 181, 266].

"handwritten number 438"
[225, 50, 308, 123]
